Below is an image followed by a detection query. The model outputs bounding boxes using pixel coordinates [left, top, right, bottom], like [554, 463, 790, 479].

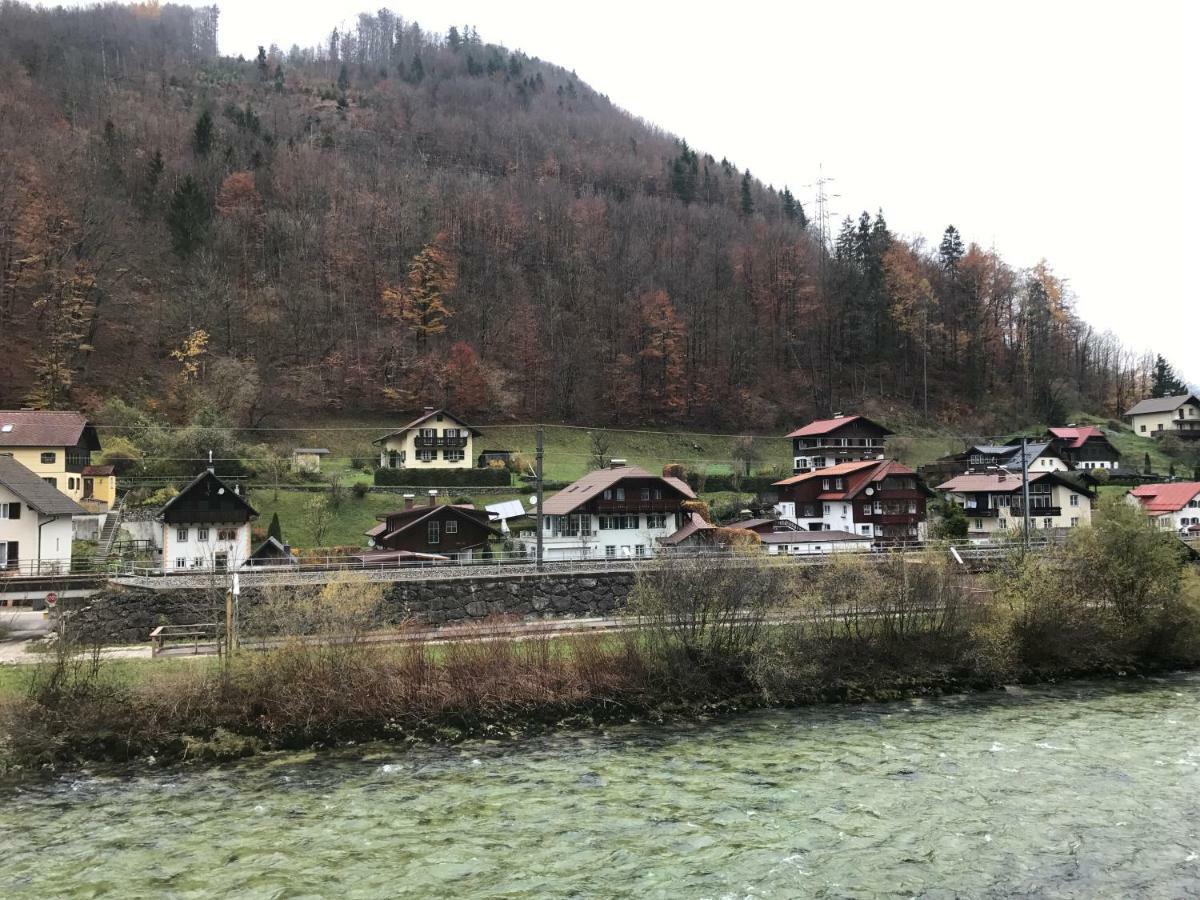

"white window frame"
[177, 527, 188, 543]
[445, 520, 458, 534]
[198, 527, 210, 541]
[428, 521, 441, 544]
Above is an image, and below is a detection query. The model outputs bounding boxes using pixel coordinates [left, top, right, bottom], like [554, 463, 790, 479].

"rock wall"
[60, 572, 638, 645]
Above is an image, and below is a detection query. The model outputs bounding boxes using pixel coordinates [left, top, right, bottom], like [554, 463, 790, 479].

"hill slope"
[0, 3, 1167, 432]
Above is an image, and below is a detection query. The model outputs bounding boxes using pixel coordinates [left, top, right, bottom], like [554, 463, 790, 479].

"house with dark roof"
[787, 414, 893, 473]
[937, 470, 1095, 542]
[373, 407, 482, 470]
[365, 491, 499, 561]
[1127, 482, 1200, 534]
[246, 536, 300, 568]
[1045, 426, 1121, 470]
[158, 469, 258, 572]
[773, 458, 931, 543]
[538, 462, 696, 560]
[1125, 394, 1200, 440]
[0, 454, 85, 574]
[926, 440, 1069, 482]
[0, 409, 114, 511]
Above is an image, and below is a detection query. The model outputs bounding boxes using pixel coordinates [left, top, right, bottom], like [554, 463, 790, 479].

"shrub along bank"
[2, 498, 1197, 772]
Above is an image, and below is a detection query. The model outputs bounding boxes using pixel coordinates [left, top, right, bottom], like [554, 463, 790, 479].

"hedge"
[685, 472, 779, 494]
[373, 467, 512, 487]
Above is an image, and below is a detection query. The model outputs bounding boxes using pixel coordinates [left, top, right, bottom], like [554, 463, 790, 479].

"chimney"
[428, 489, 439, 507]
[403, 493, 415, 510]
[833, 412, 844, 418]
[609, 458, 627, 468]
[423, 405, 435, 414]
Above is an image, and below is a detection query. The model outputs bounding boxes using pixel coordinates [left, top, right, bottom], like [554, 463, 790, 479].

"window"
[420, 428, 436, 440]
[615, 488, 625, 501]
[860, 525, 871, 535]
[175, 557, 186, 569]
[634, 544, 646, 557]
[974, 519, 983, 530]
[218, 529, 237, 541]
[654, 488, 662, 500]
[198, 527, 210, 541]
[418, 449, 434, 463]
[1070, 517, 1079, 527]
[640, 488, 650, 501]
[194, 557, 203, 568]
[0, 503, 18, 520]
[822, 479, 831, 490]
[444, 428, 459, 439]
[1140, 425, 1146, 433]
[444, 449, 464, 463]
[40, 452, 56, 465]
[177, 527, 188, 543]
[1043, 518, 1053, 529]
[999, 518, 1008, 529]
[67, 477, 76, 491]
[445, 520, 458, 534]
[823, 504, 831, 516]
[603, 489, 612, 500]
[1069, 494, 1079, 507]
[42, 477, 57, 488]
[834, 478, 844, 490]
[605, 545, 616, 558]
[428, 521, 441, 544]
[647, 513, 666, 529]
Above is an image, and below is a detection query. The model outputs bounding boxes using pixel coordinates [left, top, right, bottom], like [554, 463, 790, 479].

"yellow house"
[374, 407, 481, 471]
[0, 410, 115, 511]
[937, 471, 1095, 543]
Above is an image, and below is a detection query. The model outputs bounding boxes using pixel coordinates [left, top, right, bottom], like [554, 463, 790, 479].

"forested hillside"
[0, 3, 1174, 431]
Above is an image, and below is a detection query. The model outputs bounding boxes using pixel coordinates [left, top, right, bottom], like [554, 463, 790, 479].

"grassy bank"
[3, 499, 1197, 773]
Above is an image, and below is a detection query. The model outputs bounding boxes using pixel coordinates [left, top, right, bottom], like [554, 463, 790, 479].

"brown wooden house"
[365, 493, 499, 561]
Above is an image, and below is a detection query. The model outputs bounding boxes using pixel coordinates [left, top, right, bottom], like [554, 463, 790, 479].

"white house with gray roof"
[0, 454, 85, 574]
[1125, 394, 1200, 440]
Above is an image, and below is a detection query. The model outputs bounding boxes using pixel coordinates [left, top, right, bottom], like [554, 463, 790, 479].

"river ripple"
[3, 675, 1199, 898]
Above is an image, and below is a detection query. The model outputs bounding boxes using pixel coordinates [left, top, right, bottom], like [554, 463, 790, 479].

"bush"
[351, 481, 369, 499]
[685, 472, 777, 495]
[374, 467, 510, 487]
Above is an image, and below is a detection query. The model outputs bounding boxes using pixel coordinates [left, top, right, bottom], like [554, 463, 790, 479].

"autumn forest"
[0, 3, 1179, 431]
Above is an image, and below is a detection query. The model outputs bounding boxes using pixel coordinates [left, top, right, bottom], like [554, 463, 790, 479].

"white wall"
[540, 513, 677, 560]
[162, 521, 253, 571]
[0, 484, 75, 572]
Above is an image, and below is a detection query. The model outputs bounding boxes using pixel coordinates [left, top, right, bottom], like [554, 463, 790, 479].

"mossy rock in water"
[183, 729, 262, 762]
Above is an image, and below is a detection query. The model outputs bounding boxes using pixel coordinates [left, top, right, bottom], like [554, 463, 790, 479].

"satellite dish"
[218, 487, 226, 495]
[367, 538, 376, 548]
[865, 487, 875, 496]
[528, 496, 538, 505]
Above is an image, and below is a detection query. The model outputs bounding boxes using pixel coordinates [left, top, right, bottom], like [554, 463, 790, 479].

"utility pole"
[535, 425, 544, 572]
[1019, 435, 1031, 551]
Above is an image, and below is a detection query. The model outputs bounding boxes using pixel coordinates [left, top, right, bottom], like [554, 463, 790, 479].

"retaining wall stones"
[60, 572, 638, 645]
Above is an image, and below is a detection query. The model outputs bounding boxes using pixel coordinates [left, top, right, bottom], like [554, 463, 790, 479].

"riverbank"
[3, 500, 1197, 774]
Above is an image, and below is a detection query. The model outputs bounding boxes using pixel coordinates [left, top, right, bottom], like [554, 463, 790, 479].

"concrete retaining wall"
[60, 571, 637, 645]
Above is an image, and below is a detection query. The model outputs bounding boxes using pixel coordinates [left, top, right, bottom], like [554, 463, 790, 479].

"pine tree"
[192, 109, 214, 157]
[447, 26, 461, 51]
[740, 169, 754, 215]
[255, 45, 268, 80]
[939, 225, 964, 271]
[337, 63, 351, 92]
[268, 512, 283, 542]
[1144, 452, 1152, 475]
[408, 55, 425, 83]
[166, 176, 212, 257]
[1150, 355, 1185, 398]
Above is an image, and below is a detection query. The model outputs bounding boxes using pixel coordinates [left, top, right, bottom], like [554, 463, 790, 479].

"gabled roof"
[542, 466, 696, 515]
[0, 410, 99, 450]
[774, 459, 926, 499]
[1125, 394, 1200, 416]
[660, 512, 715, 545]
[0, 455, 86, 516]
[773, 458, 880, 487]
[759, 529, 869, 544]
[158, 470, 258, 520]
[937, 470, 1095, 497]
[1129, 482, 1200, 514]
[786, 414, 894, 439]
[366, 503, 499, 541]
[724, 517, 801, 532]
[248, 536, 298, 562]
[1047, 426, 1108, 449]
[372, 408, 483, 444]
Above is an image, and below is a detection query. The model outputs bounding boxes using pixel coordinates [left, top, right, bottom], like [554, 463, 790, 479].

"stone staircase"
[91, 496, 125, 570]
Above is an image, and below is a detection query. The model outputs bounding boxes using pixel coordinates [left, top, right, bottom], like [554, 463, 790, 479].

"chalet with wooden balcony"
[538, 462, 696, 560]
[925, 440, 1069, 482]
[1045, 426, 1121, 470]
[787, 414, 892, 473]
[773, 458, 931, 544]
[364, 491, 499, 561]
[1125, 394, 1200, 440]
[373, 407, 482, 470]
[936, 470, 1095, 542]
[0, 409, 115, 512]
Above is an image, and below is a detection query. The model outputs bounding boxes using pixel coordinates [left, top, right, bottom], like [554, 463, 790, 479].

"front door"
[83, 477, 94, 499]
[214, 552, 229, 571]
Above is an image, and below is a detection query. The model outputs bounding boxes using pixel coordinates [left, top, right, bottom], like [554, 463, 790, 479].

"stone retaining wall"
[60, 572, 638, 645]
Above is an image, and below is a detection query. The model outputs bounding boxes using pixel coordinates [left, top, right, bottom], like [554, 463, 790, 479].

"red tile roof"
[787, 414, 895, 438]
[0, 410, 96, 448]
[1047, 426, 1106, 449]
[1129, 482, 1200, 514]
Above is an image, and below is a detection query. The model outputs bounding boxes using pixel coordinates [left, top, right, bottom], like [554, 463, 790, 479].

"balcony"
[595, 499, 680, 513]
[873, 514, 920, 525]
[414, 436, 469, 449]
[1009, 505, 1061, 517]
[961, 508, 1000, 518]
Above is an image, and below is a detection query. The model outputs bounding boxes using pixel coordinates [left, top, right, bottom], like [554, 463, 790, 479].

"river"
[3, 675, 1199, 898]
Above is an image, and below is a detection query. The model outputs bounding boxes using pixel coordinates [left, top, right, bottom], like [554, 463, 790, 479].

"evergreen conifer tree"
[268, 512, 283, 542]
[166, 176, 212, 257]
[1150, 355, 1185, 398]
[337, 63, 351, 92]
[740, 169, 754, 215]
[192, 110, 214, 157]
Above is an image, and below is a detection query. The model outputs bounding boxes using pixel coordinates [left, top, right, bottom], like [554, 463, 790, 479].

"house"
[723, 516, 873, 555]
[1127, 482, 1200, 533]
[365, 492, 499, 561]
[0, 454, 85, 574]
[1045, 426, 1121, 470]
[158, 469, 258, 572]
[1125, 394, 1200, 440]
[0, 409, 115, 511]
[787, 414, 893, 473]
[245, 536, 299, 568]
[936, 471, 1095, 542]
[773, 458, 931, 543]
[291, 448, 330, 473]
[927, 440, 1069, 481]
[538, 462, 696, 560]
[373, 407, 482, 470]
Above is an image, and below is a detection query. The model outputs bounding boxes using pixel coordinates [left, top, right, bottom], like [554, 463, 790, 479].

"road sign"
[45, 591, 58, 608]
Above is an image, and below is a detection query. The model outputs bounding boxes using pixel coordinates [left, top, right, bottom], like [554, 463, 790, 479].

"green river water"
[3, 675, 1200, 898]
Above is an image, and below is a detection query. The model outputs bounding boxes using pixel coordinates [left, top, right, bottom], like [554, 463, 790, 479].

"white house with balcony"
[936, 471, 1094, 543]
[1125, 394, 1200, 440]
[373, 407, 481, 470]
[537, 463, 696, 561]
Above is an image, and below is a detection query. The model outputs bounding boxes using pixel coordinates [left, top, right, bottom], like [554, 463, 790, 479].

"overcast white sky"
[116, 1, 1200, 381]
